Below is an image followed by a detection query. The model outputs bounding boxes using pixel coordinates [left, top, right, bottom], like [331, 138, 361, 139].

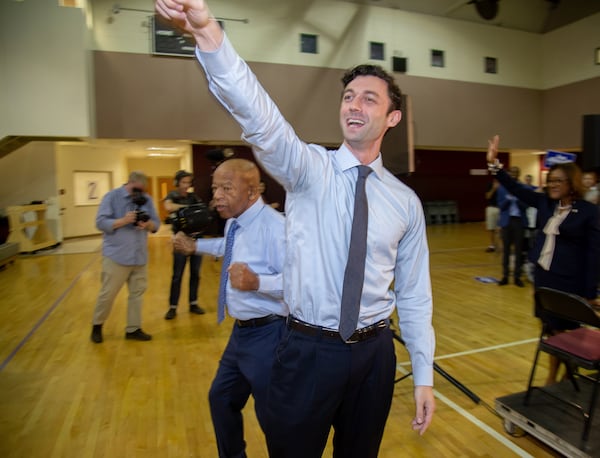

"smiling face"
[546, 168, 571, 201]
[210, 160, 260, 219]
[339, 75, 401, 159]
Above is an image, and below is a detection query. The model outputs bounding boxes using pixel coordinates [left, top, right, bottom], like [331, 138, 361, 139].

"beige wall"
[2, 0, 600, 237]
[127, 157, 182, 201]
[0, 0, 92, 139]
[3, 0, 599, 143]
[0, 142, 57, 209]
[56, 143, 127, 238]
[55, 144, 190, 238]
[90, 0, 600, 90]
[511, 154, 543, 187]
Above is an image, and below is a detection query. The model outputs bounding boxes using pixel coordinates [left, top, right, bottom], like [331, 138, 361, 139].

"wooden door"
[157, 176, 172, 223]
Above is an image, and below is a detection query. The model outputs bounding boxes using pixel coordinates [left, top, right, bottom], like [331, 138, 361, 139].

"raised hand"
[155, 0, 222, 49]
[487, 134, 500, 163]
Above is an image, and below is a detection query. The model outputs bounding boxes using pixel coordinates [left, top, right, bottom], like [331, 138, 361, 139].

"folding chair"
[524, 287, 600, 443]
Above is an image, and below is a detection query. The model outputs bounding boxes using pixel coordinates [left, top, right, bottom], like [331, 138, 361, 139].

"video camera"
[131, 188, 150, 223]
[166, 203, 213, 237]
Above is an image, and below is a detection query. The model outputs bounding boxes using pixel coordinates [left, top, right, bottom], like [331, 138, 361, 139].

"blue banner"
[544, 150, 577, 168]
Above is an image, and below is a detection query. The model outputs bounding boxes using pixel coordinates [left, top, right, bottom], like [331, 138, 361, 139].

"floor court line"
[395, 364, 533, 458]
[0, 253, 100, 372]
[394, 337, 539, 456]
[432, 385, 533, 458]
[435, 338, 539, 360]
[5, 243, 536, 455]
[397, 337, 538, 369]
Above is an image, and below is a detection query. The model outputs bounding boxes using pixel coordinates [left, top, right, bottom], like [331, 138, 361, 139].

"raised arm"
[155, 0, 223, 51]
[158, 0, 317, 193]
[487, 135, 542, 209]
[487, 134, 500, 164]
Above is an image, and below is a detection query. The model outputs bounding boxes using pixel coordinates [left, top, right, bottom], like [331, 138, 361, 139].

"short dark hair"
[341, 64, 402, 113]
[174, 170, 193, 186]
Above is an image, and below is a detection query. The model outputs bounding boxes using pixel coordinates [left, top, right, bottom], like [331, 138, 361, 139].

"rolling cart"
[496, 376, 600, 458]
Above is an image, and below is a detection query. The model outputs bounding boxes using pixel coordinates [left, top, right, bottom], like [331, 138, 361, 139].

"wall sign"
[74, 171, 112, 206]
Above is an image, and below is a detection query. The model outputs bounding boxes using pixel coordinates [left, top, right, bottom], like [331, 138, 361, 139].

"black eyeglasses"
[546, 178, 568, 185]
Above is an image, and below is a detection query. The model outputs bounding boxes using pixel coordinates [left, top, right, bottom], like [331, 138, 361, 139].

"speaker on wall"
[472, 0, 499, 20]
[381, 94, 414, 176]
[392, 56, 407, 73]
[582, 114, 600, 172]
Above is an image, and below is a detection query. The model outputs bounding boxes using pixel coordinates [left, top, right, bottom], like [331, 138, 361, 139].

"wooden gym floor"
[0, 223, 564, 457]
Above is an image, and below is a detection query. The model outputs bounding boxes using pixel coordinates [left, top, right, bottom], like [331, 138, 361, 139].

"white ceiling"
[341, 0, 600, 34]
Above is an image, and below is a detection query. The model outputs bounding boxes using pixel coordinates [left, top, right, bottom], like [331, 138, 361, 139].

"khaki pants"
[92, 256, 147, 333]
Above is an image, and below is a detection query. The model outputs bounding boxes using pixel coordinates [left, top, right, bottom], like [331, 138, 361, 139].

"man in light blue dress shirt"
[157, 1, 435, 456]
[174, 159, 287, 458]
[91, 171, 160, 343]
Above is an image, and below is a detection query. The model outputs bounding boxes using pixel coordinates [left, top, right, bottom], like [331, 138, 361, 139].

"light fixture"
[146, 146, 178, 151]
[147, 152, 180, 157]
[146, 146, 181, 157]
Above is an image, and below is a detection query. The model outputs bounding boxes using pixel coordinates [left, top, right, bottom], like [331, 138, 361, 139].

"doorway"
[157, 176, 172, 223]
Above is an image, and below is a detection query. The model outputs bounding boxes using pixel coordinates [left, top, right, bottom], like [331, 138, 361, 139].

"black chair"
[525, 287, 600, 443]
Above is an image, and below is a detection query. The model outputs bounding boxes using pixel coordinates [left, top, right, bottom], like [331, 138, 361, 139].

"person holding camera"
[164, 170, 206, 319]
[173, 158, 286, 458]
[91, 171, 160, 343]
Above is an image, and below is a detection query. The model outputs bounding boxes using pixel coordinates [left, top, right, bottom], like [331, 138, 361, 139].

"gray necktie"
[339, 165, 372, 341]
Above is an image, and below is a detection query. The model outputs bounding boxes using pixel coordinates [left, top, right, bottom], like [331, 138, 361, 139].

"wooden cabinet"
[7, 204, 57, 253]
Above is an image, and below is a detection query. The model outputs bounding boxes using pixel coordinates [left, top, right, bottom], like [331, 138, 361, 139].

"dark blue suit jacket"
[497, 183, 528, 227]
[495, 169, 600, 299]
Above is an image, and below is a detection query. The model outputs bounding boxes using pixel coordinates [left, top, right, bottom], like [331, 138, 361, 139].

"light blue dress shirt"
[194, 197, 287, 321]
[96, 186, 160, 266]
[196, 36, 434, 385]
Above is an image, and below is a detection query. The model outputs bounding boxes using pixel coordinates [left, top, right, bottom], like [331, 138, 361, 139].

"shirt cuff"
[412, 364, 434, 387]
[256, 274, 282, 295]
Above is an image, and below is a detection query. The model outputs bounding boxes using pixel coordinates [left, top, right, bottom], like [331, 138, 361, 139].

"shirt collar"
[119, 185, 131, 199]
[335, 143, 384, 179]
[229, 196, 266, 230]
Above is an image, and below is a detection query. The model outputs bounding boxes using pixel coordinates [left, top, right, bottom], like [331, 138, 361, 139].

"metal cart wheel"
[503, 418, 525, 437]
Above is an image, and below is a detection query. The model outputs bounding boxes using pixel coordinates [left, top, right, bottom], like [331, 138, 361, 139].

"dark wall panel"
[400, 149, 510, 222]
[381, 94, 413, 175]
[92, 51, 600, 151]
[582, 114, 600, 172]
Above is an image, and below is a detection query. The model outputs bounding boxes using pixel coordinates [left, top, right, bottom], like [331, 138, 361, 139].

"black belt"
[287, 316, 389, 344]
[236, 314, 285, 328]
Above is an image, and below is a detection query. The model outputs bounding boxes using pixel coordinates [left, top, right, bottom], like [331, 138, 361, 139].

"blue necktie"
[218, 220, 240, 323]
[339, 165, 372, 341]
